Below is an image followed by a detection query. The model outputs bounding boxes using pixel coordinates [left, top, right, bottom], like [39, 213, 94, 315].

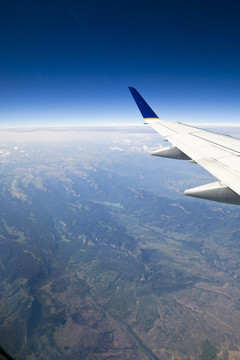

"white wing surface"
[129, 87, 240, 205]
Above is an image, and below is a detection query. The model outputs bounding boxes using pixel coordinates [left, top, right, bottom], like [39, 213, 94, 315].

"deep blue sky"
[1, 0, 240, 126]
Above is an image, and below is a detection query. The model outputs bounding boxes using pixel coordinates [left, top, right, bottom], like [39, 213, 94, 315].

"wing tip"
[128, 87, 159, 119]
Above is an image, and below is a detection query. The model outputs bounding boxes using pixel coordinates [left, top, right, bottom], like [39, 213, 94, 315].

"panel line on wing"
[190, 133, 240, 155]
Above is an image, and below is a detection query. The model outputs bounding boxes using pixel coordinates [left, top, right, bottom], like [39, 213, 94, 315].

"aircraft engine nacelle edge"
[151, 146, 191, 160]
[184, 181, 240, 205]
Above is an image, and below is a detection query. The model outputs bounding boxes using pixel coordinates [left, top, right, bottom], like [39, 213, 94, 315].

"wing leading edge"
[129, 87, 240, 205]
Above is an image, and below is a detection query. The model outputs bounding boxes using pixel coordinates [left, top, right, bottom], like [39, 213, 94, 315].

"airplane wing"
[129, 87, 240, 205]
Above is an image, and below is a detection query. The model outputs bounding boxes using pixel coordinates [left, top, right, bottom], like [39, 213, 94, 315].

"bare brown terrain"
[1, 128, 240, 359]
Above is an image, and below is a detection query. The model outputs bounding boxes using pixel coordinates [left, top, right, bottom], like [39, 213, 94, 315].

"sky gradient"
[1, 0, 240, 126]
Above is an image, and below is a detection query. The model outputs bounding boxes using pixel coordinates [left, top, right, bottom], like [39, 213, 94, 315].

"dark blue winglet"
[128, 87, 159, 119]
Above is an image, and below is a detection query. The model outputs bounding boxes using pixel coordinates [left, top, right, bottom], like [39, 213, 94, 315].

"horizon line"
[0, 121, 240, 130]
